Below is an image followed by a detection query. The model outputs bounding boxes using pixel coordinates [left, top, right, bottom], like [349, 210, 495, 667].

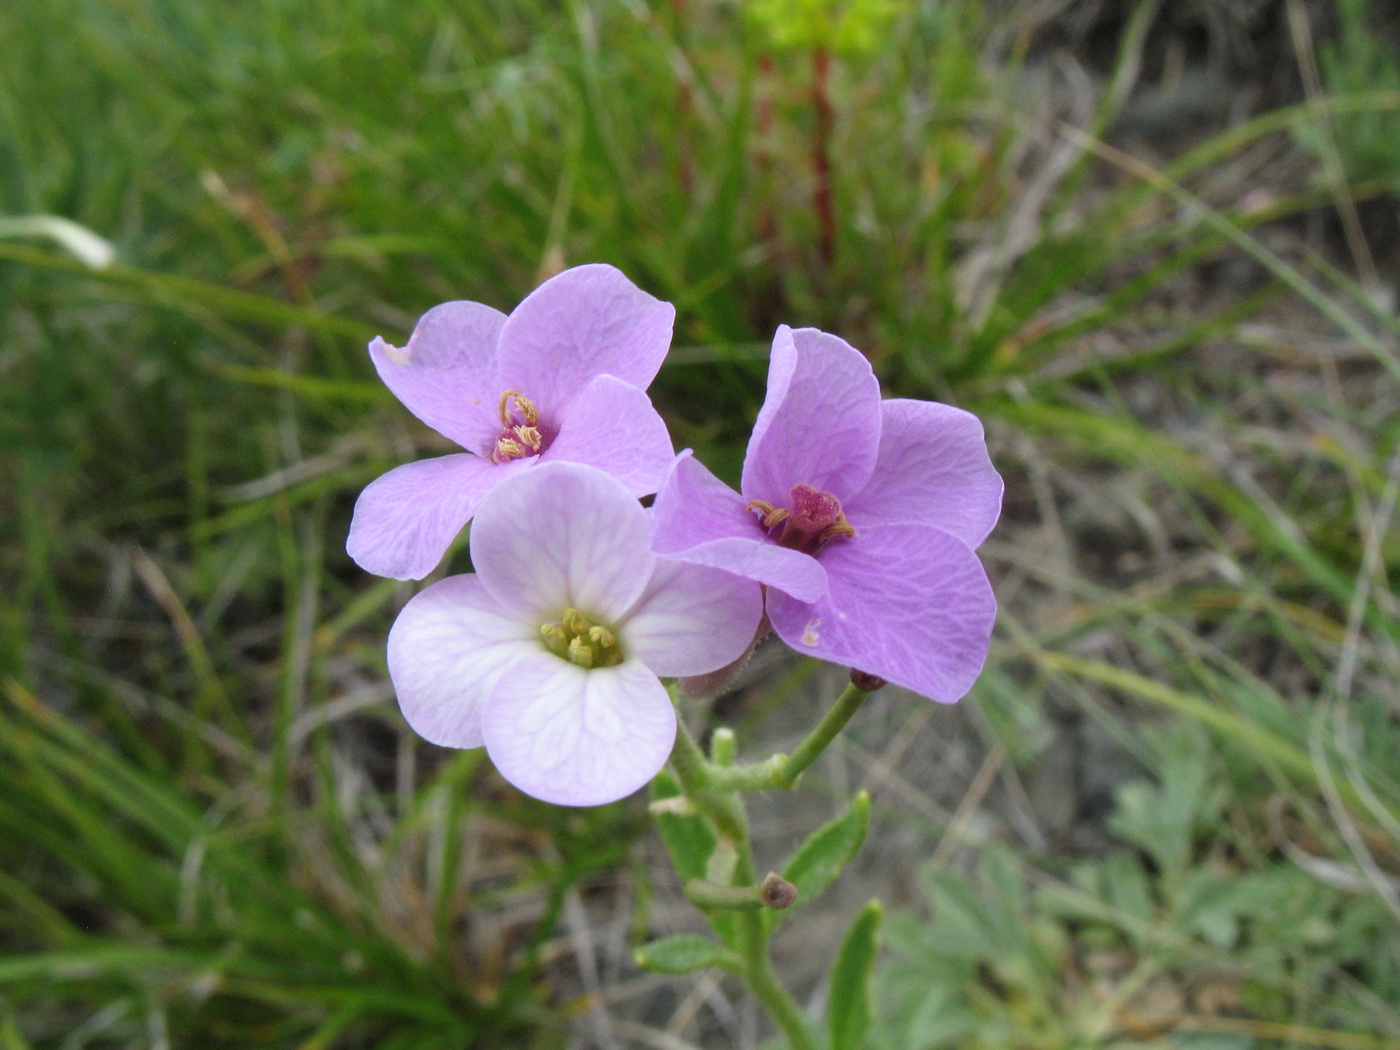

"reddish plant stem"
[754, 52, 778, 249]
[670, 0, 695, 196]
[810, 46, 836, 266]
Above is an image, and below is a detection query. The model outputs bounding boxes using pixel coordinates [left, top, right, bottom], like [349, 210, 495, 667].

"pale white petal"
[387, 575, 537, 749]
[470, 461, 654, 622]
[620, 559, 763, 677]
[482, 654, 675, 807]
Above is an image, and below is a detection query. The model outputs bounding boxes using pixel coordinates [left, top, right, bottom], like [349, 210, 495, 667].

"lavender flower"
[387, 461, 763, 806]
[651, 325, 1002, 702]
[348, 264, 676, 580]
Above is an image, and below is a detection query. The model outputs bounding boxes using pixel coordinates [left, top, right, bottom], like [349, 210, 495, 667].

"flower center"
[746, 483, 856, 556]
[489, 390, 555, 463]
[540, 607, 625, 669]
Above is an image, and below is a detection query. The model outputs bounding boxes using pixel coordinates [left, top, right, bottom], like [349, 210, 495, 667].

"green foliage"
[746, 0, 902, 58]
[0, 681, 638, 1047]
[634, 935, 739, 975]
[872, 741, 1400, 1050]
[770, 791, 870, 927]
[1315, 0, 1400, 187]
[827, 900, 881, 1050]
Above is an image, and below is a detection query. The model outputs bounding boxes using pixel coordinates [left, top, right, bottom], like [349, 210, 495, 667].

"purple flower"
[651, 325, 1001, 702]
[348, 264, 677, 580]
[387, 461, 763, 806]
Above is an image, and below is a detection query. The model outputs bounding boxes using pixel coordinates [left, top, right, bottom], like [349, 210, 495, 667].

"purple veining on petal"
[380, 460, 761, 807]
[740, 325, 883, 507]
[766, 522, 996, 703]
[351, 265, 680, 582]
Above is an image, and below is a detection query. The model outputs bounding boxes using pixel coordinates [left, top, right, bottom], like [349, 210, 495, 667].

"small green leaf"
[650, 770, 714, 883]
[1, 1010, 35, 1050]
[633, 935, 738, 975]
[649, 771, 739, 949]
[774, 791, 870, 925]
[828, 900, 882, 1050]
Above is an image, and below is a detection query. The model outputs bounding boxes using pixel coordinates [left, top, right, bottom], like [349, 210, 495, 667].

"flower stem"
[700, 681, 873, 792]
[666, 712, 816, 1050]
[684, 878, 764, 910]
[773, 681, 870, 788]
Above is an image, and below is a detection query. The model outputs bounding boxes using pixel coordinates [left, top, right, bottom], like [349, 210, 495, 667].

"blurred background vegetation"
[3, 0, 1400, 1046]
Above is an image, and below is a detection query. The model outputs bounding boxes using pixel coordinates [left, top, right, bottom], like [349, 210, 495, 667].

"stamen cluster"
[541, 608, 624, 668]
[746, 482, 856, 556]
[490, 389, 547, 463]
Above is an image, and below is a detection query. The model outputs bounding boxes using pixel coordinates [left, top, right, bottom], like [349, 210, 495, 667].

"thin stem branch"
[665, 703, 816, 1050]
[775, 681, 871, 788]
[685, 878, 764, 910]
[810, 46, 836, 266]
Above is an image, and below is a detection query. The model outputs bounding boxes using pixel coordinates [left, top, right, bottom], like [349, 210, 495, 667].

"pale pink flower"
[387, 462, 763, 806]
[349, 264, 676, 580]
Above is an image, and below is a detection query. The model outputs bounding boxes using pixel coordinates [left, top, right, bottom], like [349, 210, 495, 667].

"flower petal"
[347, 454, 529, 580]
[766, 524, 996, 703]
[844, 399, 1003, 548]
[370, 300, 508, 455]
[621, 559, 763, 677]
[495, 264, 675, 416]
[387, 575, 538, 749]
[539, 374, 674, 496]
[469, 460, 654, 623]
[651, 450, 828, 602]
[482, 654, 676, 806]
[741, 326, 882, 506]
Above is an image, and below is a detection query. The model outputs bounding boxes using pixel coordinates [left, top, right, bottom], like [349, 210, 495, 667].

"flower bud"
[759, 871, 798, 910]
[849, 668, 886, 692]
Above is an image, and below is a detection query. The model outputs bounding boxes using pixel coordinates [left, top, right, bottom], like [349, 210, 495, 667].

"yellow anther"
[746, 499, 789, 529]
[513, 425, 543, 451]
[494, 438, 525, 461]
[540, 623, 569, 656]
[567, 637, 594, 668]
[542, 606, 624, 668]
[497, 389, 540, 427]
[820, 517, 857, 542]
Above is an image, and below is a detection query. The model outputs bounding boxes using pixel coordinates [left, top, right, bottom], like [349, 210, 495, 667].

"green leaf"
[773, 791, 870, 925]
[650, 770, 714, 883]
[650, 771, 738, 949]
[828, 900, 882, 1050]
[1, 1009, 35, 1050]
[633, 935, 738, 975]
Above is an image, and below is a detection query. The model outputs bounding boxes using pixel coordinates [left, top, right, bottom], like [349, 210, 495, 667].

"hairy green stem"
[699, 682, 873, 792]
[667, 714, 816, 1050]
[685, 878, 764, 910]
[775, 682, 871, 787]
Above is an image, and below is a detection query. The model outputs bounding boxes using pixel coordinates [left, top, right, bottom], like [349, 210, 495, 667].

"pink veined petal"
[495, 264, 675, 418]
[620, 559, 763, 677]
[469, 461, 654, 623]
[370, 300, 508, 455]
[651, 450, 829, 602]
[741, 325, 883, 506]
[386, 575, 539, 749]
[766, 523, 996, 703]
[347, 454, 530, 581]
[844, 399, 1004, 549]
[482, 653, 676, 806]
[538, 374, 674, 496]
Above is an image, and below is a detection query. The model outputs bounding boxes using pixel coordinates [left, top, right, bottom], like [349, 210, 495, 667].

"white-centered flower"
[387, 461, 763, 806]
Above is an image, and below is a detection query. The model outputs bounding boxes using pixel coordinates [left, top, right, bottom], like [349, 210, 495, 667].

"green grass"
[3, 0, 1400, 1046]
